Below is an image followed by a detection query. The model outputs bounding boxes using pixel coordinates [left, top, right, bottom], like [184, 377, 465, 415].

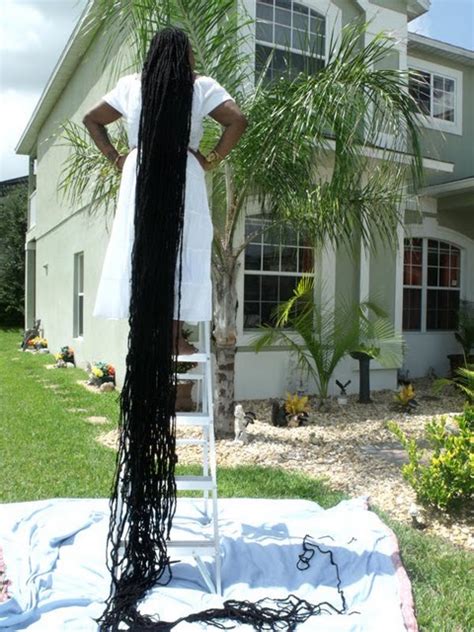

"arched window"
[403, 238, 461, 331]
[255, 0, 326, 82]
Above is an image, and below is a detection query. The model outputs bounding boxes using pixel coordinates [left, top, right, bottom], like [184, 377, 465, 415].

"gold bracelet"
[204, 149, 223, 170]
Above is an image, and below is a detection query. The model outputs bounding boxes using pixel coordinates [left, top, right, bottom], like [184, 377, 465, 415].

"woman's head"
[143, 27, 194, 78]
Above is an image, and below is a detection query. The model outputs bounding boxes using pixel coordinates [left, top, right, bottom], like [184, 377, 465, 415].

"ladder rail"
[171, 319, 221, 594]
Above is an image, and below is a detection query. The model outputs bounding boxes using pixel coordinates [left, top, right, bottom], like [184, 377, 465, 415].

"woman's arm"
[190, 101, 248, 170]
[82, 102, 128, 171]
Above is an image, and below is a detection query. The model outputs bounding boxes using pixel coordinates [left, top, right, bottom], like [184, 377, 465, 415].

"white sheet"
[0, 497, 418, 631]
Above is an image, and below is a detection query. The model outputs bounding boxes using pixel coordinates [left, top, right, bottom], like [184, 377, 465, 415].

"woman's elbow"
[237, 113, 249, 132]
[82, 111, 93, 127]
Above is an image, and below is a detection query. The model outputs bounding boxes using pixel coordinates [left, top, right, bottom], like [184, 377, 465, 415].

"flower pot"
[176, 381, 195, 412]
[337, 396, 348, 406]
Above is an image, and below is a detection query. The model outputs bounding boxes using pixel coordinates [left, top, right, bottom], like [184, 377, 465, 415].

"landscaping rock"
[86, 416, 109, 425]
[100, 382, 115, 393]
[95, 377, 473, 550]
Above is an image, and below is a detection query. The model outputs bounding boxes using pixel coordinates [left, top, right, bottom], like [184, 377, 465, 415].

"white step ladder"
[168, 320, 221, 595]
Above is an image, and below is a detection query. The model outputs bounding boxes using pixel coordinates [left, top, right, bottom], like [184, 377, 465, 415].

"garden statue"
[336, 379, 351, 405]
[233, 404, 255, 443]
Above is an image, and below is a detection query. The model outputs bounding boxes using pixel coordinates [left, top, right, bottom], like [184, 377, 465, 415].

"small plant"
[251, 276, 403, 406]
[55, 345, 75, 366]
[87, 361, 116, 387]
[285, 392, 310, 416]
[27, 336, 48, 350]
[387, 406, 474, 512]
[434, 366, 474, 404]
[20, 318, 41, 350]
[394, 382, 417, 411]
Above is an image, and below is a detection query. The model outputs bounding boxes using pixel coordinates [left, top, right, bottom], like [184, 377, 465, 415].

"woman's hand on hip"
[115, 153, 129, 172]
[188, 148, 209, 171]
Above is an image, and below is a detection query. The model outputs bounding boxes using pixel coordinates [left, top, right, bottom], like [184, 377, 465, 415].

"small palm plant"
[251, 276, 403, 405]
[434, 366, 474, 404]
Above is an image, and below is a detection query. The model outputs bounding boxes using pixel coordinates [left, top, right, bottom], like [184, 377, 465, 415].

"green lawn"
[0, 327, 472, 630]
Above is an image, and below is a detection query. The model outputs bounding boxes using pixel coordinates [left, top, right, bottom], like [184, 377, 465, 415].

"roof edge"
[408, 32, 474, 65]
[420, 176, 474, 197]
[16, 0, 100, 156]
[406, 0, 430, 22]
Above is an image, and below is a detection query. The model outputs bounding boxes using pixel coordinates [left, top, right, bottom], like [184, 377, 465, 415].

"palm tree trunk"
[212, 253, 239, 438]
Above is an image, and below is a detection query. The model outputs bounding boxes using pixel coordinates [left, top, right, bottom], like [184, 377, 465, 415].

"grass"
[1, 327, 473, 630]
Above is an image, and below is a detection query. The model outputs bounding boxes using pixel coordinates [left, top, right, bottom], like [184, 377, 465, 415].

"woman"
[83, 28, 247, 630]
[84, 31, 247, 354]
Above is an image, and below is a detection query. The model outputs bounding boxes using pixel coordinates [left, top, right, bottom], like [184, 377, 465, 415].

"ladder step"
[176, 438, 207, 446]
[176, 475, 214, 490]
[177, 372, 204, 381]
[167, 539, 216, 555]
[176, 352, 208, 363]
[176, 413, 211, 427]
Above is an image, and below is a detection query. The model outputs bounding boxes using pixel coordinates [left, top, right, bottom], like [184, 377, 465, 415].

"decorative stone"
[445, 422, 460, 435]
[93, 377, 472, 551]
[86, 416, 109, 425]
[100, 382, 115, 392]
[39, 348, 50, 354]
[66, 362, 75, 369]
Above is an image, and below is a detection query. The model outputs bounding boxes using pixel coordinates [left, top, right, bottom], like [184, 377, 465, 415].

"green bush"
[387, 406, 474, 512]
[0, 186, 27, 326]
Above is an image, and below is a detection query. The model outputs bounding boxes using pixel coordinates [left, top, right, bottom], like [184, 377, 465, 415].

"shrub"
[387, 406, 474, 512]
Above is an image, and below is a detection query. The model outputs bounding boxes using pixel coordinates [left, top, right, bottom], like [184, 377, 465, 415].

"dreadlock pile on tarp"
[98, 26, 347, 632]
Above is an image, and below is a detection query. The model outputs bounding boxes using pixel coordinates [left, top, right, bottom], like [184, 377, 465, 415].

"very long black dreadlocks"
[98, 27, 193, 630]
[98, 25, 348, 632]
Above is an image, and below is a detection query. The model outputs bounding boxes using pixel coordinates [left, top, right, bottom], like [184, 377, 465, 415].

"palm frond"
[58, 121, 128, 216]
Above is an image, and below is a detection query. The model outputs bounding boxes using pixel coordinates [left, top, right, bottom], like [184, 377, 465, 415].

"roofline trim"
[420, 176, 474, 197]
[16, 0, 99, 155]
[408, 32, 474, 65]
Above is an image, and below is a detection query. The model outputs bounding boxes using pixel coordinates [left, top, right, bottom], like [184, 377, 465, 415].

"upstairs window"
[407, 59, 462, 134]
[244, 217, 314, 328]
[403, 238, 461, 332]
[409, 69, 455, 122]
[256, 0, 326, 82]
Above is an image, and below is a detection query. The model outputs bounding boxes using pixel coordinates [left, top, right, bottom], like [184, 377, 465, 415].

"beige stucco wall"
[27, 25, 135, 385]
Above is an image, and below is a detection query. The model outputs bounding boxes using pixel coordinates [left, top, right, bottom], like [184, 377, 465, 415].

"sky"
[0, 0, 473, 181]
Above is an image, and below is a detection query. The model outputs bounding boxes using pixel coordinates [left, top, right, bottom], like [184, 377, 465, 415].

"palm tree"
[60, 0, 423, 436]
[251, 275, 404, 405]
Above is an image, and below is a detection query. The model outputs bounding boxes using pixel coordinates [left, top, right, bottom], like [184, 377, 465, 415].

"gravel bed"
[97, 378, 473, 551]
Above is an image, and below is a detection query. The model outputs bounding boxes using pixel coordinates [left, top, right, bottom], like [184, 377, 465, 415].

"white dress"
[92, 74, 234, 322]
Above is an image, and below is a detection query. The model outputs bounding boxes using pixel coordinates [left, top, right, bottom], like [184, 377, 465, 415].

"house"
[16, 0, 473, 399]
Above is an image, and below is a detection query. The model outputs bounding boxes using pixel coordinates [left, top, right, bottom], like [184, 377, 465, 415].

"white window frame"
[241, 215, 315, 332]
[408, 56, 463, 136]
[239, 0, 341, 84]
[73, 251, 84, 339]
[403, 236, 463, 333]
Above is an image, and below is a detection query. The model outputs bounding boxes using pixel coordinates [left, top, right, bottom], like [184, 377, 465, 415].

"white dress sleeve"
[199, 76, 235, 117]
[101, 75, 133, 117]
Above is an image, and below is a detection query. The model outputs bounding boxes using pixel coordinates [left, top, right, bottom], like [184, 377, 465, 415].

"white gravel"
[97, 378, 473, 551]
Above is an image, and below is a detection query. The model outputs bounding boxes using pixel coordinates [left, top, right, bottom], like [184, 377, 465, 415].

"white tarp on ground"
[0, 496, 418, 631]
